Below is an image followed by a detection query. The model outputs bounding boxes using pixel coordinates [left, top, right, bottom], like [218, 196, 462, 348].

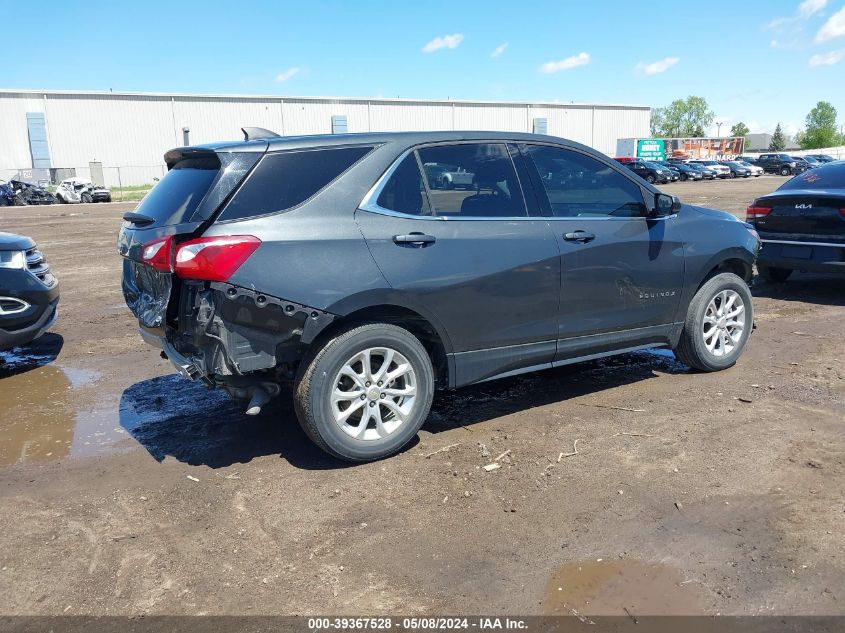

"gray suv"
[118, 131, 760, 461]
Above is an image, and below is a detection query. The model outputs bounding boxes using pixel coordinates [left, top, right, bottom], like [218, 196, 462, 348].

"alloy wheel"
[330, 347, 418, 441]
[701, 289, 745, 358]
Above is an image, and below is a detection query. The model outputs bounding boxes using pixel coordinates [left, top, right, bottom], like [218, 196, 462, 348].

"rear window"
[778, 162, 845, 190]
[218, 146, 373, 221]
[133, 156, 219, 226]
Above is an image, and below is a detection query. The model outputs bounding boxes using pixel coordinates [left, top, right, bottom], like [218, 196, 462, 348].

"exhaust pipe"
[244, 383, 280, 416]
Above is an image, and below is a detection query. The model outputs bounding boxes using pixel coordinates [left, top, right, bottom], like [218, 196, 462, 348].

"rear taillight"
[140, 236, 174, 272]
[746, 204, 772, 221]
[174, 235, 261, 282]
[840, 208, 845, 219]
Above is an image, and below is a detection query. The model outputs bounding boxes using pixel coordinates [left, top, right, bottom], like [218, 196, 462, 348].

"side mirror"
[654, 193, 681, 217]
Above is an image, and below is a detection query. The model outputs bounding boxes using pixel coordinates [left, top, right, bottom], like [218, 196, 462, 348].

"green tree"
[730, 122, 750, 138]
[801, 101, 839, 149]
[650, 96, 715, 137]
[769, 123, 786, 151]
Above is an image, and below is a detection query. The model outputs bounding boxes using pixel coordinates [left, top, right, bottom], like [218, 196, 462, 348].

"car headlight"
[0, 250, 26, 269]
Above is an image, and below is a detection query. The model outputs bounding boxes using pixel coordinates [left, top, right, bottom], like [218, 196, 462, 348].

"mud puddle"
[545, 559, 707, 617]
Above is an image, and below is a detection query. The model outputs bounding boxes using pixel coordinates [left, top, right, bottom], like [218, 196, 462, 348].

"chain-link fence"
[1, 164, 167, 202]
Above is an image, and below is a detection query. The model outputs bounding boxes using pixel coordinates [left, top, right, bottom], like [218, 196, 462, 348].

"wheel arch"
[307, 293, 454, 388]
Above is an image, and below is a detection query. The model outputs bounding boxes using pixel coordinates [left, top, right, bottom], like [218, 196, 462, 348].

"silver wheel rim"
[330, 347, 417, 441]
[702, 289, 745, 358]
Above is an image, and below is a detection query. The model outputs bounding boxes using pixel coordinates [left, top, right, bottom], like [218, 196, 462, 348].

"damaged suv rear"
[120, 130, 758, 462]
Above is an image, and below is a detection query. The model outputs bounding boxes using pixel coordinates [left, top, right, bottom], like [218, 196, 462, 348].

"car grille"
[26, 246, 56, 286]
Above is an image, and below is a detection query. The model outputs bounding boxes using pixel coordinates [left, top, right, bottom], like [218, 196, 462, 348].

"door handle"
[393, 233, 436, 246]
[563, 230, 596, 243]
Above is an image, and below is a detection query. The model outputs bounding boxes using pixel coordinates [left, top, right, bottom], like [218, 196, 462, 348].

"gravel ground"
[0, 176, 842, 617]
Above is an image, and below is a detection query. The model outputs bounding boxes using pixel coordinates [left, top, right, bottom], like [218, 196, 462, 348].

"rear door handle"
[393, 233, 436, 246]
[563, 230, 596, 243]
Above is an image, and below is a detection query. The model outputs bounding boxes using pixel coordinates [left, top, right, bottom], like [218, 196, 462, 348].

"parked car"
[735, 160, 764, 177]
[654, 161, 681, 181]
[719, 161, 752, 178]
[8, 180, 57, 205]
[118, 130, 759, 462]
[756, 153, 807, 176]
[0, 232, 59, 351]
[0, 181, 14, 207]
[681, 162, 718, 180]
[55, 178, 112, 203]
[665, 162, 703, 181]
[690, 160, 731, 178]
[747, 160, 845, 282]
[615, 158, 671, 184]
[423, 163, 475, 190]
[805, 154, 836, 163]
[793, 156, 821, 169]
[736, 156, 759, 165]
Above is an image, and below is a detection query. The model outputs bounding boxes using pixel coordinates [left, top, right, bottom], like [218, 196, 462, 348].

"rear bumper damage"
[136, 280, 336, 412]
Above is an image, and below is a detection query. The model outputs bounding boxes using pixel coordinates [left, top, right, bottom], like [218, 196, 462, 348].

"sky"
[5, 0, 845, 138]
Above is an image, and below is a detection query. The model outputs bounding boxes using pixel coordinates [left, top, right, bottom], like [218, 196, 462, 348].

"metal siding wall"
[453, 104, 526, 132]
[0, 93, 46, 169]
[0, 92, 651, 183]
[172, 97, 283, 146]
[367, 102, 452, 131]
[45, 94, 175, 167]
[282, 100, 371, 135]
[592, 107, 650, 156]
[535, 106, 593, 146]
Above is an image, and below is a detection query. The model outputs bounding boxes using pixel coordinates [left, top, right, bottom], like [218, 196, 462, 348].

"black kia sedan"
[747, 160, 845, 281]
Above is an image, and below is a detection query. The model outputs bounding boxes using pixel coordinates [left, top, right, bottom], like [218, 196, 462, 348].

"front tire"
[673, 273, 753, 372]
[758, 264, 792, 283]
[646, 174, 656, 184]
[294, 323, 435, 462]
[780, 167, 791, 176]
[81, 193, 93, 204]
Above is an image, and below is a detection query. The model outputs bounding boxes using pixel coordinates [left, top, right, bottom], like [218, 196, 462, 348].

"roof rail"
[241, 126, 281, 141]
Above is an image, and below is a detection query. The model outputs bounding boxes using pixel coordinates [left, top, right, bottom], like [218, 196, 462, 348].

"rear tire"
[758, 265, 792, 283]
[294, 323, 435, 462]
[673, 273, 753, 372]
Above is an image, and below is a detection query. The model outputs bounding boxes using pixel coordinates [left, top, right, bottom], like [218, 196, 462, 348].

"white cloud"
[635, 56, 680, 75]
[539, 52, 590, 73]
[798, 0, 827, 17]
[816, 5, 845, 41]
[809, 48, 845, 64]
[275, 67, 300, 83]
[422, 33, 464, 53]
[490, 42, 508, 58]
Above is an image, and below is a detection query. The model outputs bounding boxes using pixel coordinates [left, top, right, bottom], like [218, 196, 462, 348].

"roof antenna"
[242, 127, 281, 141]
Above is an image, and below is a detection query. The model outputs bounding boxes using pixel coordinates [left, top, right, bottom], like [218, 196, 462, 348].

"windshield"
[778, 162, 845, 190]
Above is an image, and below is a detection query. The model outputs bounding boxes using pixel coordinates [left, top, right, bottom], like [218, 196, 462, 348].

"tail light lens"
[746, 204, 772, 221]
[839, 208, 845, 219]
[174, 235, 261, 282]
[140, 236, 174, 272]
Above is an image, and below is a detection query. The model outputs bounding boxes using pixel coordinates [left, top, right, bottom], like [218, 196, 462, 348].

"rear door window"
[133, 156, 220, 226]
[375, 154, 431, 216]
[219, 145, 373, 221]
[417, 143, 528, 217]
[526, 145, 648, 218]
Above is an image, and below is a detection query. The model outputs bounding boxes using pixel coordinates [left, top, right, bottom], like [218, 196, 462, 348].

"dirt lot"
[0, 176, 842, 617]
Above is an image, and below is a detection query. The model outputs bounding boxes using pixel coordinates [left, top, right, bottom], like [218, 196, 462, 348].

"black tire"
[646, 174, 656, 184]
[780, 167, 790, 176]
[442, 178, 453, 190]
[673, 273, 753, 372]
[680, 173, 688, 181]
[294, 323, 435, 462]
[729, 171, 736, 178]
[13, 193, 27, 206]
[81, 193, 93, 204]
[758, 264, 792, 283]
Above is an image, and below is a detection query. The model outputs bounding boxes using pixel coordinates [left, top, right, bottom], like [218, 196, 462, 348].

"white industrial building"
[0, 89, 650, 186]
